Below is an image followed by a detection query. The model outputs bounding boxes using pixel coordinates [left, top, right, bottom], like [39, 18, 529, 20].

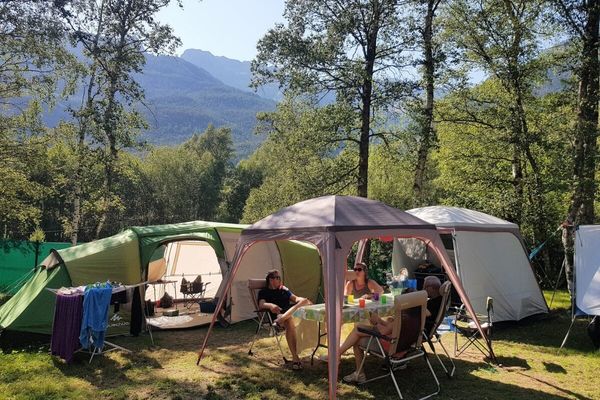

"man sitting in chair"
[258, 269, 311, 370]
[423, 276, 443, 334]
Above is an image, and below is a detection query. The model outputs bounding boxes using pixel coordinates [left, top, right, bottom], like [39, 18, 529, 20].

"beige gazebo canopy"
[197, 195, 493, 399]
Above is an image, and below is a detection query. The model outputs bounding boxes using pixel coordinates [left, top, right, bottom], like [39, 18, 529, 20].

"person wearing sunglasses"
[258, 269, 310, 370]
[345, 262, 384, 300]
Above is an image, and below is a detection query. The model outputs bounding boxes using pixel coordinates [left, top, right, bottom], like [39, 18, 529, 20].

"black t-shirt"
[258, 286, 293, 317]
[425, 295, 443, 334]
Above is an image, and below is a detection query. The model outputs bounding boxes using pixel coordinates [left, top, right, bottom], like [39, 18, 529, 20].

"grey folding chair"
[453, 296, 494, 359]
[246, 279, 287, 362]
[356, 290, 440, 400]
[423, 281, 456, 377]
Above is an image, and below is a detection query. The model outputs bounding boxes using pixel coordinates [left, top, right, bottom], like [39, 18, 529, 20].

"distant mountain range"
[181, 49, 282, 101]
[44, 49, 280, 159]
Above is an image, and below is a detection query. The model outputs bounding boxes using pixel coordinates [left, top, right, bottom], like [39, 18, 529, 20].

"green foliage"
[217, 160, 264, 223]
[242, 97, 358, 222]
[28, 228, 45, 243]
[434, 78, 573, 283]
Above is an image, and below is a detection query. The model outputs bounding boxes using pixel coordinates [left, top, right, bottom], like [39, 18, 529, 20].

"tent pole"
[549, 257, 565, 309]
[559, 316, 577, 352]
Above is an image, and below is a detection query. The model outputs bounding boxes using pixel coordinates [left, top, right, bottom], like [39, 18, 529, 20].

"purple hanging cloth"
[50, 293, 84, 363]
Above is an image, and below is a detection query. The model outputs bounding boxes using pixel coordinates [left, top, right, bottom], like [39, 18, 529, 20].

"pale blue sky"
[158, 0, 285, 61]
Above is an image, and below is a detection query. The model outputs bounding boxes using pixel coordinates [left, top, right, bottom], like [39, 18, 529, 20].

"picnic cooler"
[199, 299, 217, 313]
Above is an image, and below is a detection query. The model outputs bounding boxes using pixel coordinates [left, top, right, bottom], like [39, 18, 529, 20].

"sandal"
[291, 361, 303, 370]
[272, 321, 285, 332]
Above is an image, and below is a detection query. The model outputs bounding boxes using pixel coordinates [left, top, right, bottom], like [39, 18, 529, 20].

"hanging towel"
[51, 293, 84, 363]
[79, 285, 113, 350]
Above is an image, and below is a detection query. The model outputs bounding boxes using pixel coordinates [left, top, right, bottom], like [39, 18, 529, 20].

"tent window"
[440, 234, 454, 250]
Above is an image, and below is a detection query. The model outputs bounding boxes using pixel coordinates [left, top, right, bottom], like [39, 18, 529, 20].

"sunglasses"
[270, 275, 281, 280]
[353, 267, 364, 272]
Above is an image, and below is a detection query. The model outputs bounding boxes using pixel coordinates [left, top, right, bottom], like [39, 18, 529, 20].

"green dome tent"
[0, 221, 322, 335]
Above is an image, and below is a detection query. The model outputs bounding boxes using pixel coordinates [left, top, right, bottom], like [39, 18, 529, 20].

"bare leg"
[339, 325, 370, 354]
[274, 298, 311, 325]
[283, 319, 300, 362]
[352, 344, 365, 372]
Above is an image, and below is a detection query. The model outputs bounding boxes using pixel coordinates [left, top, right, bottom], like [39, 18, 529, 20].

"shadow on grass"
[543, 362, 566, 374]
[493, 312, 596, 353]
[0, 331, 50, 352]
[496, 355, 530, 370]
[196, 348, 582, 400]
[1, 314, 595, 400]
[515, 371, 591, 400]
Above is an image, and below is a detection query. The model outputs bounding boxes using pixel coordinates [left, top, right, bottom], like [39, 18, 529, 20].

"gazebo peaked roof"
[246, 195, 436, 233]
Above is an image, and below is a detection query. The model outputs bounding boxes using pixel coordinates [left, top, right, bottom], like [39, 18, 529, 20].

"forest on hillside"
[1, 0, 599, 287]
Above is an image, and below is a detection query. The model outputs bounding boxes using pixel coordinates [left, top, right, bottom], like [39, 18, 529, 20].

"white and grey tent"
[561, 225, 600, 348]
[398, 206, 548, 322]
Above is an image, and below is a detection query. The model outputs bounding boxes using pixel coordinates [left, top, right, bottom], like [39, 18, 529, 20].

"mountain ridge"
[42, 51, 277, 159]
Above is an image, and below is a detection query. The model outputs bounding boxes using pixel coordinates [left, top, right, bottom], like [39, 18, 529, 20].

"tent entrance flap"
[561, 225, 600, 349]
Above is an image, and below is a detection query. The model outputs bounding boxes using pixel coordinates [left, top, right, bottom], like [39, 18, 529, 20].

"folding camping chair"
[423, 281, 456, 377]
[453, 297, 494, 359]
[355, 290, 440, 400]
[180, 275, 210, 309]
[246, 279, 287, 362]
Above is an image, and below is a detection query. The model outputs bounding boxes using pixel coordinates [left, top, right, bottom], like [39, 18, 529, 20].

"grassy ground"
[0, 290, 598, 400]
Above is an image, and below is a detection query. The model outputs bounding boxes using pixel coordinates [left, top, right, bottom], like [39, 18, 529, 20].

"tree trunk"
[94, 2, 130, 238]
[510, 143, 524, 224]
[70, 1, 105, 244]
[563, 0, 600, 294]
[413, 0, 438, 207]
[71, 131, 84, 245]
[357, 3, 380, 198]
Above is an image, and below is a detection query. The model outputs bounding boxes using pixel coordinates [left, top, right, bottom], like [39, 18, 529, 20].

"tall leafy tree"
[56, 0, 181, 240]
[252, 0, 413, 198]
[242, 97, 357, 222]
[0, 0, 76, 239]
[410, 0, 443, 206]
[552, 0, 600, 293]
[443, 0, 552, 246]
[184, 125, 235, 220]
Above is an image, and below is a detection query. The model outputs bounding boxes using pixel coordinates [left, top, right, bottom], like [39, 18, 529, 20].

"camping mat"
[147, 313, 214, 329]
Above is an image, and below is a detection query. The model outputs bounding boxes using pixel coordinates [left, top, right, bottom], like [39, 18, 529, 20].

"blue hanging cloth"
[79, 283, 113, 350]
[528, 227, 562, 261]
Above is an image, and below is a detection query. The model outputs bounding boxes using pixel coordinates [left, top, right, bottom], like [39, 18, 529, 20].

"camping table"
[292, 294, 397, 364]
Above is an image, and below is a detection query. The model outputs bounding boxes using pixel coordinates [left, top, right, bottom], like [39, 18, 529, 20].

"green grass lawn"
[0, 290, 598, 400]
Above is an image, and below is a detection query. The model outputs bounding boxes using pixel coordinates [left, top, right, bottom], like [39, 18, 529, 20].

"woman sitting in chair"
[340, 277, 442, 384]
[345, 262, 384, 299]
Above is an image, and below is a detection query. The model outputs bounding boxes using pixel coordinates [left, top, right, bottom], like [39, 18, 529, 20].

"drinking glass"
[359, 298, 366, 308]
[348, 294, 354, 304]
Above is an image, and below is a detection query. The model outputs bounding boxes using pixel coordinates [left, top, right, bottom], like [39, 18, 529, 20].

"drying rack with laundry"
[48, 281, 147, 363]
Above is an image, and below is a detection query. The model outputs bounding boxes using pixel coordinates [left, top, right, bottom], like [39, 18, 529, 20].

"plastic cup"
[347, 294, 354, 304]
[372, 292, 380, 302]
[381, 295, 387, 305]
[359, 298, 366, 308]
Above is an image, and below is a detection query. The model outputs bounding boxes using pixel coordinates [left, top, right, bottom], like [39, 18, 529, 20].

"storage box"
[199, 300, 216, 313]
[162, 309, 179, 317]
